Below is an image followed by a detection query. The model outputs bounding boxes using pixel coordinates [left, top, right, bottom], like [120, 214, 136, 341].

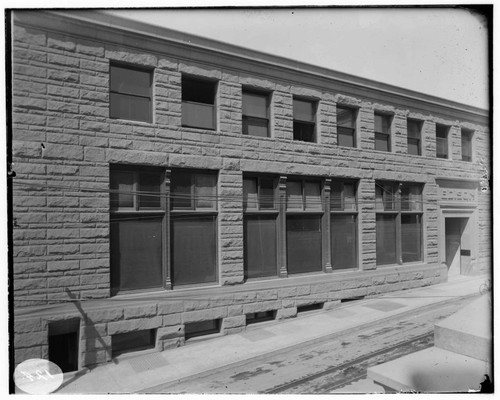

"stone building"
[10, 10, 490, 372]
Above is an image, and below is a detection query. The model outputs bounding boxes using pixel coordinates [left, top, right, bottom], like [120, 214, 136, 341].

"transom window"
[337, 106, 357, 147]
[374, 113, 392, 152]
[182, 76, 217, 130]
[242, 90, 270, 137]
[375, 181, 423, 266]
[407, 119, 422, 156]
[436, 124, 449, 159]
[461, 128, 473, 162]
[110, 64, 152, 123]
[293, 98, 317, 142]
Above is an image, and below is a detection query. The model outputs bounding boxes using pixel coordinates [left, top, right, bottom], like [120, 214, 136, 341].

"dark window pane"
[112, 330, 155, 357]
[344, 183, 357, 210]
[375, 132, 390, 152]
[293, 99, 315, 122]
[182, 77, 215, 104]
[139, 172, 161, 209]
[243, 178, 258, 210]
[337, 106, 356, 128]
[195, 174, 216, 209]
[376, 214, 397, 265]
[286, 181, 303, 210]
[259, 178, 275, 209]
[110, 65, 151, 97]
[331, 214, 357, 269]
[243, 117, 269, 137]
[181, 101, 215, 130]
[243, 91, 268, 119]
[286, 215, 322, 274]
[172, 216, 217, 285]
[110, 93, 151, 123]
[111, 217, 163, 291]
[407, 119, 421, 138]
[110, 171, 134, 209]
[436, 125, 449, 158]
[402, 214, 421, 262]
[338, 127, 355, 147]
[185, 320, 220, 339]
[171, 172, 192, 209]
[462, 130, 472, 162]
[244, 216, 277, 278]
[408, 138, 420, 155]
[293, 121, 315, 142]
[401, 184, 422, 211]
[304, 181, 322, 210]
[331, 181, 342, 210]
[375, 114, 391, 133]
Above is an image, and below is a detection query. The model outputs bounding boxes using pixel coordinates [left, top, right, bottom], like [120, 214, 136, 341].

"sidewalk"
[56, 274, 489, 394]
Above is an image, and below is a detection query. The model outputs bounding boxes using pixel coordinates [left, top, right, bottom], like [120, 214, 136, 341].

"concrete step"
[367, 346, 491, 393]
[367, 295, 492, 393]
[434, 294, 491, 362]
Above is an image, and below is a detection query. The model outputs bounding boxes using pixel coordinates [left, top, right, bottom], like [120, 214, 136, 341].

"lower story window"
[111, 216, 164, 291]
[286, 215, 322, 274]
[376, 214, 397, 265]
[171, 215, 217, 286]
[244, 215, 277, 279]
[331, 214, 357, 269]
[402, 214, 422, 262]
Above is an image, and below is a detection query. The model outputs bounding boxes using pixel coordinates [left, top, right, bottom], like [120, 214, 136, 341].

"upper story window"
[182, 76, 217, 130]
[242, 90, 270, 137]
[337, 106, 357, 147]
[293, 98, 317, 142]
[436, 124, 449, 159]
[407, 119, 422, 156]
[374, 113, 392, 152]
[110, 64, 153, 123]
[461, 128, 473, 162]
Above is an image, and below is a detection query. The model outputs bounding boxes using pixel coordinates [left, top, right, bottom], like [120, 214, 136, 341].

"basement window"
[48, 319, 80, 373]
[246, 310, 277, 325]
[297, 303, 324, 314]
[112, 329, 156, 357]
[185, 319, 221, 340]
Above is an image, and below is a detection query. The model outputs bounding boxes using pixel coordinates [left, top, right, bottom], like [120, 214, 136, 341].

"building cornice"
[12, 10, 489, 125]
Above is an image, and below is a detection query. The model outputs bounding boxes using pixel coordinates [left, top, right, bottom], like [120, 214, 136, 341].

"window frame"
[181, 75, 217, 130]
[330, 180, 358, 270]
[243, 175, 279, 280]
[407, 118, 422, 156]
[110, 166, 166, 295]
[293, 97, 317, 143]
[375, 181, 423, 266]
[436, 124, 449, 159]
[285, 178, 324, 275]
[170, 169, 218, 288]
[374, 112, 392, 152]
[336, 105, 357, 148]
[109, 63, 153, 123]
[242, 89, 271, 137]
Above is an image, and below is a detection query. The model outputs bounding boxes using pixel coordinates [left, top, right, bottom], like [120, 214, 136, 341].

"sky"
[105, 6, 490, 110]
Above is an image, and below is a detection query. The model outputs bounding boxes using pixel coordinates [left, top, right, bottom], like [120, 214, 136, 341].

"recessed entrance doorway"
[445, 217, 472, 276]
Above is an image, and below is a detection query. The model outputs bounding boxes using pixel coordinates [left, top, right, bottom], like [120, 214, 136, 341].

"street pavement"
[53, 274, 488, 394]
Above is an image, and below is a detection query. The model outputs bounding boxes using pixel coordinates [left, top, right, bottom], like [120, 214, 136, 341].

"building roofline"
[12, 9, 489, 124]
